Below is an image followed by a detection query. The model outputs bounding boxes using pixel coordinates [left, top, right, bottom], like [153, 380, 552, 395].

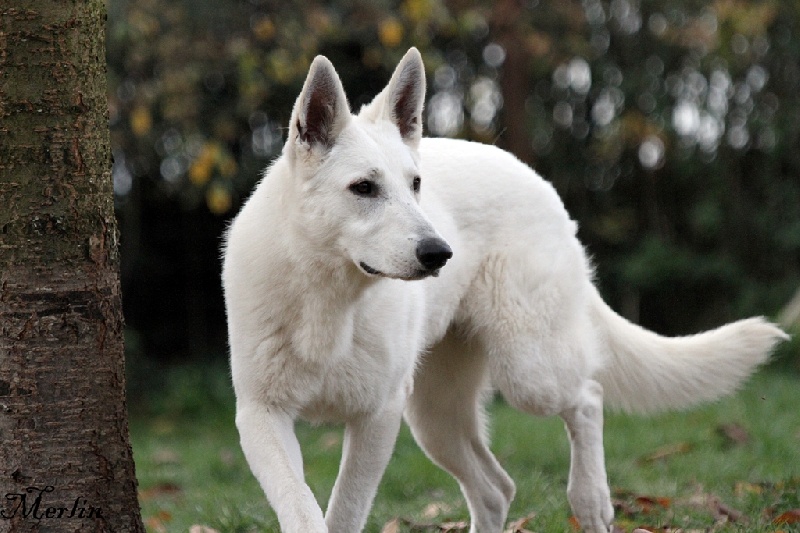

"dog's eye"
[349, 180, 376, 197]
[412, 176, 421, 193]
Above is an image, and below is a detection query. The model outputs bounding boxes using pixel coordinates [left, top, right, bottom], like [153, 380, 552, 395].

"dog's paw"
[567, 483, 614, 533]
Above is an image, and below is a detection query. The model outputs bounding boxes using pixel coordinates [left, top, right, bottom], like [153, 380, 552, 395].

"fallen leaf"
[440, 521, 469, 531]
[735, 481, 765, 495]
[710, 498, 744, 523]
[504, 512, 536, 532]
[138, 482, 182, 501]
[639, 442, 692, 463]
[144, 517, 167, 533]
[686, 491, 745, 525]
[568, 515, 581, 531]
[422, 501, 451, 519]
[717, 423, 750, 446]
[613, 497, 639, 518]
[381, 518, 400, 533]
[320, 431, 341, 450]
[774, 509, 800, 525]
[144, 510, 172, 533]
[218, 447, 236, 466]
[151, 447, 181, 465]
[189, 526, 220, 533]
[382, 517, 469, 532]
[634, 495, 672, 512]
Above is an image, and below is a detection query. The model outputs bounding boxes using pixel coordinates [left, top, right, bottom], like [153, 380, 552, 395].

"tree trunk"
[491, 0, 535, 166]
[0, 2, 144, 531]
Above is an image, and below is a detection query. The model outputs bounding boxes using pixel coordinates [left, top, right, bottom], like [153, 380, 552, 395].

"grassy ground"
[130, 364, 800, 533]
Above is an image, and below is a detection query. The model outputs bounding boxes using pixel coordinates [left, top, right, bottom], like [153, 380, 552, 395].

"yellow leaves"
[268, 48, 298, 85]
[189, 142, 237, 184]
[251, 16, 275, 42]
[189, 142, 237, 214]
[714, 0, 779, 37]
[403, 0, 434, 23]
[130, 106, 152, 137]
[735, 480, 765, 495]
[379, 18, 405, 48]
[218, 155, 237, 178]
[189, 159, 213, 186]
[189, 144, 217, 186]
[128, 10, 160, 38]
[206, 183, 232, 215]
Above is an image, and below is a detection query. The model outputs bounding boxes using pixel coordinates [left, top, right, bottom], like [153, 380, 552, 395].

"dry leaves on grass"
[568, 515, 626, 533]
[772, 508, 800, 525]
[380, 517, 468, 532]
[380, 512, 536, 533]
[685, 490, 745, 525]
[138, 481, 182, 501]
[189, 526, 221, 533]
[611, 487, 747, 532]
[716, 423, 751, 446]
[144, 510, 172, 533]
[504, 512, 536, 533]
[637, 442, 692, 464]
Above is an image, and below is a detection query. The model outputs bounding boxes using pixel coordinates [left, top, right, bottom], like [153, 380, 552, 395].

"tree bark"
[0, 2, 144, 532]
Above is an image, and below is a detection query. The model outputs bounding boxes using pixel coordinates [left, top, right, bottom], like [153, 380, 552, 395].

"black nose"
[416, 238, 452, 271]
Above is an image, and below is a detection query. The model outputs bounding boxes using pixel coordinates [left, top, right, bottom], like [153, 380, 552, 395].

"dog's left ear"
[361, 48, 426, 146]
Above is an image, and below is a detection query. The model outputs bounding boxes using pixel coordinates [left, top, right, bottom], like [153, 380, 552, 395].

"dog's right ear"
[288, 56, 350, 159]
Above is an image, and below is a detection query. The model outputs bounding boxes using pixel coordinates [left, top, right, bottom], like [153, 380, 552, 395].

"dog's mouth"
[358, 262, 440, 281]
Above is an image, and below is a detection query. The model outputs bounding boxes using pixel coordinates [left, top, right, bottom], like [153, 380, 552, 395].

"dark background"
[106, 0, 800, 383]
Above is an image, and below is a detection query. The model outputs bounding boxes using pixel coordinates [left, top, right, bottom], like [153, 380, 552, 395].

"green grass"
[130, 366, 800, 532]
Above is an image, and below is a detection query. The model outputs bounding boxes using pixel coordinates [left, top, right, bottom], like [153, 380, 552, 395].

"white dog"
[222, 48, 787, 533]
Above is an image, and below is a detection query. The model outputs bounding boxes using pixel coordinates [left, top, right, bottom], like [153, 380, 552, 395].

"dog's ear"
[289, 55, 350, 156]
[361, 48, 426, 146]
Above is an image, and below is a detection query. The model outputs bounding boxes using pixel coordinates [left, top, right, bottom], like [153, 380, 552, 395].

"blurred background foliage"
[107, 0, 800, 374]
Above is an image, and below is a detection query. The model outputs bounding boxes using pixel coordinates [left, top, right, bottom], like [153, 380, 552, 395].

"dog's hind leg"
[487, 331, 614, 533]
[561, 380, 614, 533]
[406, 331, 515, 533]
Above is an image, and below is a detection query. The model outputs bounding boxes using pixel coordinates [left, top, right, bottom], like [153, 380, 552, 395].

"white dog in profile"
[222, 48, 787, 533]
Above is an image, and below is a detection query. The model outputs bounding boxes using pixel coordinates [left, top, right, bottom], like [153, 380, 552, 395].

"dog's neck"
[277, 258, 376, 363]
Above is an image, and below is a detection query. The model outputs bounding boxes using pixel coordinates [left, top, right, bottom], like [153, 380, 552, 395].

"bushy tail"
[591, 288, 789, 413]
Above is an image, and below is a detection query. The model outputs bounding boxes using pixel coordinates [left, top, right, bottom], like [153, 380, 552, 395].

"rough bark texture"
[0, 2, 144, 532]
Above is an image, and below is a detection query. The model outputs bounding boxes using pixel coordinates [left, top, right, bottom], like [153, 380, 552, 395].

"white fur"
[222, 48, 788, 533]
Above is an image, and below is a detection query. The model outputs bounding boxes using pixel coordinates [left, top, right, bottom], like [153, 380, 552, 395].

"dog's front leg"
[324, 393, 406, 533]
[236, 401, 327, 533]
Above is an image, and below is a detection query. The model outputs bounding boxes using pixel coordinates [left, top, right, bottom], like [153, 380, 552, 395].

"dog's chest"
[254, 300, 418, 422]
[294, 324, 416, 423]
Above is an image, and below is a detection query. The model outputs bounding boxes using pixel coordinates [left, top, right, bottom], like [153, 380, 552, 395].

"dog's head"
[282, 48, 451, 281]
